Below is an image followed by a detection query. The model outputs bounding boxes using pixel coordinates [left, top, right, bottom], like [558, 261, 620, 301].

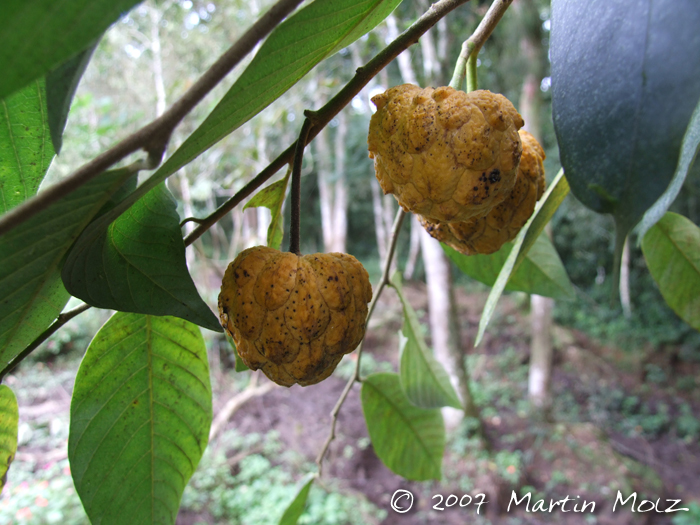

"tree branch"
[184, 0, 472, 245]
[315, 209, 406, 476]
[0, 303, 91, 382]
[449, 0, 514, 90]
[288, 115, 315, 255]
[0, 0, 305, 237]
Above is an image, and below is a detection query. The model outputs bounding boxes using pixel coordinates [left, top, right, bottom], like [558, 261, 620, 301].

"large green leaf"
[46, 42, 99, 154]
[445, 233, 573, 299]
[0, 168, 133, 369]
[475, 170, 569, 346]
[243, 168, 291, 251]
[390, 272, 462, 410]
[361, 373, 444, 481]
[69, 313, 212, 525]
[550, 0, 700, 236]
[637, 98, 700, 242]
[278, 473, 315, 525]
[0, 79, 54, 213]
[0, 0, 143, 100]
[641, 213, 700, 332]
[0, 385, 18, 490]
[102, 0, 403, 226]
[62, 183, 222, 332]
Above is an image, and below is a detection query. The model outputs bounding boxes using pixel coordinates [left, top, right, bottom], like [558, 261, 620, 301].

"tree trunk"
[331, 111, 348, 253]
[514, 0, 555, 415]
[420, 229, 479, 426]
[620, 235, 632, 318]
[403, 215, 422, 280]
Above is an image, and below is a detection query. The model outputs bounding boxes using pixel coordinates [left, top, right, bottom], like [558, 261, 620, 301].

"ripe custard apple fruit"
[368, 84, 524, 222]
[420, 130, 546, 255]
[218, 246, 372, 387]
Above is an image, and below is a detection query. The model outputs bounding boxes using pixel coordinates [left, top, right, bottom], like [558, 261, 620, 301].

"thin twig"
[185, 0, 472, 245]
[0, 303, 92, 381]
[288, 116, 315, 255]
[449, 0, 513, 90]
[0, 0, 305, 237]
[315, 209, 406, 476]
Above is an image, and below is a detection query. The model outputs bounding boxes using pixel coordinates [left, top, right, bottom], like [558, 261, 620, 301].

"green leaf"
[637, 97, 700, 242]
[390, 272, 462, 410]
[0, 168, 133, 369]
[62, 183, 222, 332]
[0, 385, 18, 490]
[0, 79, 55, 213]
[475, 170, 569, 346]
[224, 333, 250, 372]
[445, 233, 574, 299]
[107, 0, 403, 224]
[243, 168, 291, 251]
[641, 212, 700, 332]
[550, 0, 700, 236]
[361, 373, 444, 481]
[0, 0, 143, 100]
[46, 41, 99, 154]
[278, 473, 315, 525]
[69, 312, 212, 525]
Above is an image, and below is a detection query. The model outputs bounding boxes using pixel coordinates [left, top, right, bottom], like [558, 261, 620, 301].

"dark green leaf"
[551, 0, 700, 235]
[69, 313, 212, 525]
[243, 169, 291, 250]
[0, 0, 143, 99]
[445, 233, 573, 299]
[62, 183, 222, 332]
[46, 41, 99, 154]
[0, 79, 55, 213]
[111, 0, 403, 221]
[0, 385, 18, 490]
[637, 98, 700, 241]
[641, 212, 700, 332]
[278, 473, 315, 525]
[361, 373, 444, 481]
[0, 168, 133, 369]
[390, 272, 462, 410]
[475, 170, 569, 346]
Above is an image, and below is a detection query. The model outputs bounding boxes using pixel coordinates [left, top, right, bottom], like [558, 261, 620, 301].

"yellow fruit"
[420, 130, 546, 255]
[368, 84, 524, 222]
[218, 246, 372, 387]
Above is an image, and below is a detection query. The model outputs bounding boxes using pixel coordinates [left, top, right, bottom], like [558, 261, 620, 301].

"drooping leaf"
[69, 312, 212, 525]
[224, 333, 250, 372]
[0, 168, 133, 369]
[390, 272, 462, 410]
[550, 0, 700, 237]
[0, 0, 143, 100]
[0, 79, 55, 213]
[46, 41, 99, 154]
[641, 213, 700, 332]
[474, 170, 569, 346]
[0, 385, 18, 490]
[445, 232, 574, 299]
[637, 98, 700, 241]
[243, 168, 291, 250]
[104, 0, 403, 227]
[62, 183, 222, 332]
[278, 473, 315, 525]
[361, 372, 444, 481]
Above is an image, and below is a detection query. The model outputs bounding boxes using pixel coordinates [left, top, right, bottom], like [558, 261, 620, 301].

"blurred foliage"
[180, 429, 385, 525]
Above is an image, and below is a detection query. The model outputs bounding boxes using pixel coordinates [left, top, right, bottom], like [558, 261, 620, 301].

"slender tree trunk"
[620, 235, 632, 318]
[331, 111, 348, 253]
[403, 215, 422, 280]
[514, 0, 555, 415]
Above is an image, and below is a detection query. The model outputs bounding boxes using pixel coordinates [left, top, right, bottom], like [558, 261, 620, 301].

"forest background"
[1, 0, 699, 524]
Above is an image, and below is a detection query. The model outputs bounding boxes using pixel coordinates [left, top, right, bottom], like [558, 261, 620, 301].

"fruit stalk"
[289, 116, 314, 255]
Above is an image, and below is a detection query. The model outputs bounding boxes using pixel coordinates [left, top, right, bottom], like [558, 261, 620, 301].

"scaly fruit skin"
[421, 130, 546, 255]
[368, 84, 524, 222]
[218, 246, 372, 387]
